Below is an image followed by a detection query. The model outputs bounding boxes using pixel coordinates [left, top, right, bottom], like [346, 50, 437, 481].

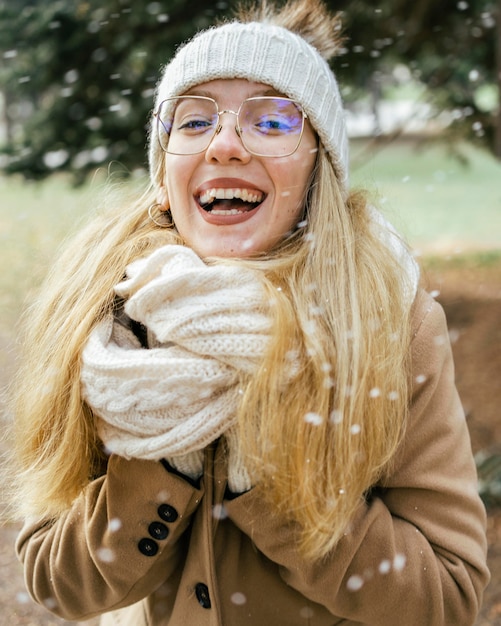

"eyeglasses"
[155, 95, 307, 157]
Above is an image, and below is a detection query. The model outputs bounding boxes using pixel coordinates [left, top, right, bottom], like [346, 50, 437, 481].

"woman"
[11, 0, 489, 624]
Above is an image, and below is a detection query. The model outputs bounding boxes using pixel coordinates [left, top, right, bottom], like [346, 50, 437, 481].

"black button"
[149, 521, 169, 540]
[158, 503, 178, 523]
[195, 582, 211, 609]
[138, 537, 159, 557]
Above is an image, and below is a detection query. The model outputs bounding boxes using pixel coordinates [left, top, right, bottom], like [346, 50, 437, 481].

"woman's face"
[160, 79, 318, 258]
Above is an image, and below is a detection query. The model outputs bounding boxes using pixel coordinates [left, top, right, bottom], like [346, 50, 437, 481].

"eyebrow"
[185, 87, 281, 98]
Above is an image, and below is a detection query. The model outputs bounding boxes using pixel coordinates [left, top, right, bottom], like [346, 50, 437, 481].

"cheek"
[163, 157, 190, 202]
[277, 159, 313, 208]
[164, 169, 179, 202]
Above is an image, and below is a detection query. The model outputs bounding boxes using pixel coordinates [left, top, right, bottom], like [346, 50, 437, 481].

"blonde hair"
[9, 0, 414, 561]
[237, 151, 413, 559]
[8, 183, 181, 513]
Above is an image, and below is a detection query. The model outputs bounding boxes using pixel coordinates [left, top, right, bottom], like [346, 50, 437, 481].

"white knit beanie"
[149, 20, 348, 192]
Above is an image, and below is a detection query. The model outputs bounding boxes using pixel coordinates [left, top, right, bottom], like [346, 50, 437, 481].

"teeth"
[211, 208, 245, 215]
[199, 187, 264, 206]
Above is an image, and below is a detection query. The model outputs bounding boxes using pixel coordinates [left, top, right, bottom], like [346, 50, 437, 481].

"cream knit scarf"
[80, 245, 272, 493]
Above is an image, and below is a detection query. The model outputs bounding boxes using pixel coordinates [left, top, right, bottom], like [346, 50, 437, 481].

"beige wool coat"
[16, 290, 490, 625]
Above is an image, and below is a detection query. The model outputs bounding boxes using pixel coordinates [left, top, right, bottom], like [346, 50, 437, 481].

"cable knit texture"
[81, 245, 272, 492]
[81, 235, 417, 492]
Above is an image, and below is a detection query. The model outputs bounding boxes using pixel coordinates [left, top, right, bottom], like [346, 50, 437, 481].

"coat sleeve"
[16, 456, 203, 621]
[225, 290, 490, 626]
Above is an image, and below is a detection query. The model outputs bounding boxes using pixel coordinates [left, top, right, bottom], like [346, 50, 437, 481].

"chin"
[190, 236, 266, 259]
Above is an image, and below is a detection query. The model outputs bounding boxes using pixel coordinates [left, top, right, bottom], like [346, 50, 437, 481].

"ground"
[0, 259, 500, 625]
[421, 259, 501, 626]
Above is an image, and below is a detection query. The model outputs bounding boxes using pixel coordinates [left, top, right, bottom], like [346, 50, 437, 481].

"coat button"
[158, 503, 179, 523]
[138, 538, 159, 557]
[195, 582, 211, 609]
[149, 521, 169, 540]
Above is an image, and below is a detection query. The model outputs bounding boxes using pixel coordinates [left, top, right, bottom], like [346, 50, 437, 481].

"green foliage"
[0, 0, 232, 183]
[332, 0, 499, 150]
[422, 250, 501, 271]
[0, 0, 499, 183]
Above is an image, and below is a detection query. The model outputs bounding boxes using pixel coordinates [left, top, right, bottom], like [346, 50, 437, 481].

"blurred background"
[1, 1, 500, 624]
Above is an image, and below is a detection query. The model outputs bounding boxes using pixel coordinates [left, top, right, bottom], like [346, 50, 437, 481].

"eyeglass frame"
[154, 95, 309, 158]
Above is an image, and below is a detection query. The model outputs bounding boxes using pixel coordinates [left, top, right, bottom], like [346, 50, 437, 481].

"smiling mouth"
[198, 188, 265, 215]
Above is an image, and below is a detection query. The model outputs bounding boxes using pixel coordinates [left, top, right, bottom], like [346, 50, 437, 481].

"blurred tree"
[0, 0, 499, 183]
[0, 0, 231, 183]
[334, 0, 500, 156]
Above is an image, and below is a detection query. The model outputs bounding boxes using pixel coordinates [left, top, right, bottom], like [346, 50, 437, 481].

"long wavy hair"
[9, 0, 415, 561]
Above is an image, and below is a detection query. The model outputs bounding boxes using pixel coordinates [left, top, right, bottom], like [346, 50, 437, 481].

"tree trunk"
[0, 89, 13, 145]
[495, 0, 501, 158]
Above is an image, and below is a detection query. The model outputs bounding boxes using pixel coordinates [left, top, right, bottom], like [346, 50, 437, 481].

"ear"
[157, 185, 170, 210]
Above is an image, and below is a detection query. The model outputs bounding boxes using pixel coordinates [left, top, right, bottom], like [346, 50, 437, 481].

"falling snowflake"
[108, 518, 122, 532]
[97, 547, 115, 563]
[393, 554, 407, 571]
[346, 575, 364, 591]
[231, 592, 247, 605]
[330, 410, 343, 424]
[212, 504, 228, 520]
[43, 597, 58, 610]
[16, 591, 30, 605]
[304, 412, 323, 426]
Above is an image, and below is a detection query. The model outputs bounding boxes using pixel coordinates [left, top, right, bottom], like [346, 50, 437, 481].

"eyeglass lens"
[157, 96, 305, 157]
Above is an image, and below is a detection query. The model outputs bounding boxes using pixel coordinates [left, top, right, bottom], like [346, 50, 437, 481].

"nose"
[204, 113, 252, 164]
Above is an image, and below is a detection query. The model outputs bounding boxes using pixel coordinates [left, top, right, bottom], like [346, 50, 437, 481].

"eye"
[171, 98, 217, 135]
[255, 116, 290, 132]
[241, 99, 304, 137]
[176, 116, 215, 133]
